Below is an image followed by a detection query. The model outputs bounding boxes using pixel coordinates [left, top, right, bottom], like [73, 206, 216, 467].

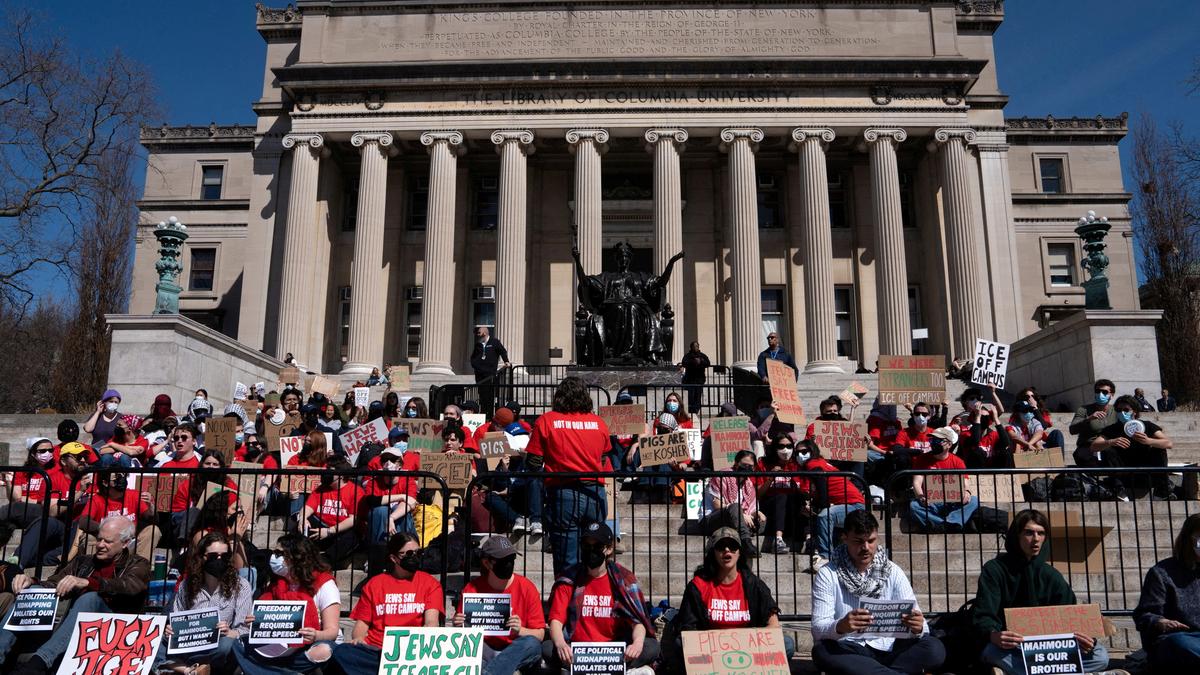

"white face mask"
[913, 414, 929, 427]
[105, 402, 119, 414]
[269, 554, 289, 578]
[777, 448, 793, 461]
[35, 451, 53, 464]
[270, 409, 286, 425]
[797, 451, 811, 463]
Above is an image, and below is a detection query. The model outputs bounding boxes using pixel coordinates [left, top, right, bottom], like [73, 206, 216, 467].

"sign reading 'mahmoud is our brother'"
[315, 6, 959, 63]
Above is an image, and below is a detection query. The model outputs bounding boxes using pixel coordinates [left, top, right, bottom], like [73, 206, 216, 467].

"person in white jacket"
[811, 509, 946, 675]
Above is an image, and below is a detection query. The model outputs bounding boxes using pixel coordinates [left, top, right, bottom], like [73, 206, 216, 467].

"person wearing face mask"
[279, 388, 302, 415]
[909, 427, 978, 533]
[757, 434, 806, 555]
[545, 522, 659, 675]
[1069, 378, 1116, 462]
[232, 533, 340, 675]
[890, 402, 937, 475]
[702, 450, 766, 557]
[363, 446, 419, 575]
[974, 510, 1116, 675]
[16, 442, 90, 568]
[451, 536, 546, 675]
[863, 398, 900, 459]
[331, 533, 443, 675]
[74, 470, 160, 561]
[1004, 401, 1047, 454]
[84, 388, 123, 445]
[155, 532, 253, 673]
[402, 396, 430, 420]
[171, 450, 239, 536]
[0, 439, 71, 562]
[186, 490, 253, 579]
[660, 391, 693, 429]
[808, 396, 873, 481]
[300, 457, 363, 569]
[1091, 394, 1174, 500]
[949, 388, 1014, 470]
[800, 441, 867, 573]
[1135, 513, 1200, 670]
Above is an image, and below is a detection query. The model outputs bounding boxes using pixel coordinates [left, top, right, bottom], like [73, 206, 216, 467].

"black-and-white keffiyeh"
[832, 543, 891, 599]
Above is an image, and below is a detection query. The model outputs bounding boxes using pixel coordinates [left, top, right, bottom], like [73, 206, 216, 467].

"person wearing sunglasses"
[661, 527, 795, 672]
[331, 533, 443, 675]
[758, 434, 807, 555]
[156, 532, 253, 673]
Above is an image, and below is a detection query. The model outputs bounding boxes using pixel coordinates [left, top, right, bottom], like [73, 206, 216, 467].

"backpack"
[968, 505, 1009, 534]
[1050, 474, 1088, 501]
[419, 531, 469, 574]
[930, 599, 986, 672]
[1022, 476, 1054, 502]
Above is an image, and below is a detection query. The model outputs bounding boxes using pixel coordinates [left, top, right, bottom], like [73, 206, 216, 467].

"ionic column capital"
[282, 133, 324, 150]
[644, 128, 688, 146]
[863, 128, 908, 145]
[930, 127, 978, 153]
[420, 130, 465, 155]
[351, 132, 394, 147]
[790, 128, 835, 153]
[491, 129, 535, 155]
[719, 127, 764, 152]
[566, 128, 609, 155]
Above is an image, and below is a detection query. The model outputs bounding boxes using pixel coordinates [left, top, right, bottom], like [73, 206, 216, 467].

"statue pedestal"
[567, 366, 681, 390]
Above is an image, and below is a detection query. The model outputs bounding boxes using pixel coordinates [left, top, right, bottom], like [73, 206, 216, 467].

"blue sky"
[24, 0, 1200, 297]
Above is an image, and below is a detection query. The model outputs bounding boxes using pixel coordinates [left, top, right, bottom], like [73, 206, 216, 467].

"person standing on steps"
[756, 332, 798, 381]
[471, 326, 511, 415]
[678, 341, 711, 414]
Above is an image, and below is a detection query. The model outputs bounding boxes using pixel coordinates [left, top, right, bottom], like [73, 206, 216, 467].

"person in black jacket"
[661, 527, 795, 672]
[678, 341, 711, 414]
[470, 326, 510, 414]
[1133, 513, 1200, 670]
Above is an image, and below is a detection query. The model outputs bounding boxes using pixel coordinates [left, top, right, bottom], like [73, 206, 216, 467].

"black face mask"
[581, 546, 607, 569]
[203, 556, 230, 578]
[111, 476, 128, 491]
[319, 474, 334, 488]
[397, 553, 421, 573]
[490, 556, 516, 580]
[818, 412, 842, 421]
[227, 513, 239, 527]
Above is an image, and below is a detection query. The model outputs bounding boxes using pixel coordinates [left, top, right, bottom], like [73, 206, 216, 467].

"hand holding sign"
[971, 339, 1010, 388]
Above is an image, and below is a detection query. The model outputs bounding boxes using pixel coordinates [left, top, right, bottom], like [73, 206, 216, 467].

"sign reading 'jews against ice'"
[1020, 634, 1085, 675]
[879, 355, 946, 405]
[971, 339, 1010, 389]
[810, 420, 868, 463]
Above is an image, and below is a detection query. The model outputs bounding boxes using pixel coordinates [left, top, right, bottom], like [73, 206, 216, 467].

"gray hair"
[100, 516, 136, 544]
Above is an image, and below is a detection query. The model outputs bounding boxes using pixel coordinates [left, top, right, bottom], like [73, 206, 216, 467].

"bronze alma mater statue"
[572, 241, 683, 367]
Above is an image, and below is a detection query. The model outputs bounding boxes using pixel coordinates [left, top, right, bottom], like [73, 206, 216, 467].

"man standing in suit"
[471, 326, 511, 414]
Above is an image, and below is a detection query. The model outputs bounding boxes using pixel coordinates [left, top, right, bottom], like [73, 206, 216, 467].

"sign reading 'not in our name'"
[879, 355, 946, 405]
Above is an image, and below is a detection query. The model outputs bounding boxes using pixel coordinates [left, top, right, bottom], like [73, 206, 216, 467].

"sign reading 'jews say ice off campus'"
[378, 627, 483, 673]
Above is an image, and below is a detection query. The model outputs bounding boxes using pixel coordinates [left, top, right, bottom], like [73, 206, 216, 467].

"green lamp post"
[1075, 210, 1112, 310]
[153, 216, 189, 314]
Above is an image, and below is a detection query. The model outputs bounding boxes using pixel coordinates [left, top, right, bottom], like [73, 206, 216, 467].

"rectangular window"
[200, 165, 223, 200]
[834, 286, 857, 358]
[188, 248, 216, 291]
[472, 286, 497, 333]
[900, 171, 916, 229]
[908, 286, 927, 355]
[761, 287, 785, 344]
[338, 288, 351, 361]
[342, 179, 359, 232]
[829, 173, 848, 229]
[405, 287, 423, 360]
[1040, 158, 1065, 194]
[1047, 243, 1077, 287]
[473, 175, 500, 230]
[757, 174, 781, 229]
[406, 175, 429, 231]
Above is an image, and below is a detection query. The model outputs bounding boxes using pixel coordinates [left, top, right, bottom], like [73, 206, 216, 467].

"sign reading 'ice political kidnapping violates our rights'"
[971, 338, 1010, 389]
[570, 642, 627, 674]
[856, 599, 916, 639]
[56, 612, 166, 675]
[461, 593, 512, 637]
[168, 608, 221, 655]
[248, 601, 305, 645]
[379, 627, 483, 672]
[1020, 634, 1085, 675]
[4, 588, 57, 631]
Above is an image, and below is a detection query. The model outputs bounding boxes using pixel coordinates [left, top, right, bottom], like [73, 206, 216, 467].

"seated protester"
[889, 402, 936, 474]
[73, 470, 160, 561]
[20, 441, 91, 568]
[1005, 401, 1047, 453]
[317, 398, 347, 434]
[441, 405, 481, 453]
[0, 438, 70, 559]
[54, 418, 96, 464]
[441, 421, 478, 458]
[1134, 388, 1156, 413]
[0, 561, 18, 618]
[382, 391, 401, 422]
[84, 388, 124, 446]
[909, 427, 978, 533]
[701, 450, 765, 558]
[367, 366, 388, 387]
[544, 522, 659, 675]
[1134, 513, 1200, 670]
[1069, 378, 1116, 467]
[757, 434, 807, 555]
[285, 429, 332, 526]
[301, 456, 363, 569]
[1158, 388, 1178, 413]
[950, 388, 1014, 469]
[627, 412, 684, 504]
[156, 532, 253, 673]
[411, 487, 445, 548]
[865, 398, 901, 459]
[974, 509, 1114, 675]
[363, 445, 419, 575]
[145, 393, 177, 427]
[401, 396, 429, 419]
[606, 390, 639, 473]
[160, 421, 202, 469]
[0, 516, 152, 674]
[232, 533, 340, 675]
[452, 536, 546, 675]
[1013, 387, 1066, 450]
[171, 449, 238, 539]
[800, 440, 867, 572]
[97, 415, 149, 468]
[499, 419, 543, 536]
[663, 527, 795, 672]
[750, 397, 789, 445]
[1091, 394, 1174, 500]
[187, 490, 254, 582]
[473, 403, 532, 446]
[332, 533, 442, 675]
[811, 510, 945, 675]
[661, 391, 694, 429]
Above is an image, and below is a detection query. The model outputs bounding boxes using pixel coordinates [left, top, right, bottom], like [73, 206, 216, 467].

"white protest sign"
[379, 627, 484, 670]
[462, 413, 487, 435]
[4, 588, 58, 631]
[1020, 634, 1085, 675]
[685, 481, 705, 521]
[971, 338, 1010, 389]
[233, 382, 249, 401]
[168, 608, 221, 655]
[339, 417, 389, 457]
[461, 593, 511, 637]
[249, 601, 306, 645]
[685, 428, 703, 462]
[353, 386, 370, 407]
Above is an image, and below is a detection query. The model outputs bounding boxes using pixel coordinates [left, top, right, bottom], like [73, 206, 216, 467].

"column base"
[731, 359, 758, 373]
[803, 360, 845, 374]
[339, 362, 376, 378]
[412, 362, 456, 378]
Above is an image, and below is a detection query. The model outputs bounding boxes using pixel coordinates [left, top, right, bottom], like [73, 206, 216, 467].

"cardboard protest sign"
[309, 375, 340, 399]
[168, 608, 221, 655]
[923, 473, 965, 503]
[379, 627, 483, 671]
[1005, 605, 1105, 640]
[56, 612, 166, 675]
[598, 404, 648, 437]
[810, 420, 868, 463]
[279, 366, 302, 386]
[681, 627, 790, 675]
[4, 588, 58, 631]
[461, 593, 512, 637]
[386, 364, 410, 391]
[878, 355, 946, 405]
[142, 474, 181, 513]
[1012, 448, 1067, 469]
[283, 470, 323, 495]
[857, 599, 915, 639]
[462, 413, 487, 435]
[421, 452, 474, 490]
[685, 480, 705, 521]
[838, 381, 870, 407]
[709, 416, 751, 471]
[404, 418, 445, 453]
[339, 417, 389, 457]
[278, 435, 304, 467]
[479, 432, 516, 469]
[1020, 634, 1084, 675]
[264, 411, 302, 453]
[766, 359, 804, 425]
[570, 642, 627, 674]
[353, 386, 370, 407]
[971, 338, 1010, 389]
[206, 416, 239, 464]
[249, 601, 306, 645]
[1036, 510, 1114, 575]
[233, 382, 249, 401]
[230, 461, 262, 515]
[638, 431, 691, 467]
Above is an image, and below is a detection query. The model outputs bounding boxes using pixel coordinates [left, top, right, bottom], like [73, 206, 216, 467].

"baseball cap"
[388, 425, 409, 441]
[505, 422, 529, 437]
[380, 445, 404, 460]
[615, 391, 634, 404]
[706, 527, 742, 553]
[930, 426, 959, 446]
[581, 521, 614, 545]
[479, 535, 520, 559]
[60, 441, 89, 457]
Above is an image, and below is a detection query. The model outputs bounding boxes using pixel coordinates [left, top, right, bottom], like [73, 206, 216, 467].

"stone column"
[276, 132, 324, 368]
[566, 129, 608, 274]
[976, 131, 1023, 343]
[721, 128, 765, 371]
[341, 132, 394, 376]
[934, 128, 984, 360]
[646, 128, 688, 360]
[864, 128, 912, 356]
[414, 130, 464, 376]
[492, 130, 534, 367]
[791, 128, 843, 373]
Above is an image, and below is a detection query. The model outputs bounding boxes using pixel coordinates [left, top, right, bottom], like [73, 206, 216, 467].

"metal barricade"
[0, 466, 55, 578]
[435, 383, 611, 419]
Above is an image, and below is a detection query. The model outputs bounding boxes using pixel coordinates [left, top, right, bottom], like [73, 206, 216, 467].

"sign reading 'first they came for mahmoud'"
[878, 355, 946, 405]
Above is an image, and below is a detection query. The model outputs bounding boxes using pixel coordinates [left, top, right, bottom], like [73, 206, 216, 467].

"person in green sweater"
[973, 509, 1125, 675]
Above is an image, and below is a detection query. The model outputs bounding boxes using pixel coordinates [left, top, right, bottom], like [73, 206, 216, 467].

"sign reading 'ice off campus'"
[878, 355, 946, 405]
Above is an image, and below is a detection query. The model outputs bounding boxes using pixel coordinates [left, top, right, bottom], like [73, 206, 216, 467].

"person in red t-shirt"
[800, 441, 866, 570]
[331, 532, 443, 675]
[887, 401, 939, 478]
[300, 457, 362, 569]
[525, 377, 612, 575]
[451, 536, 546, 674]
[160, 421, 202, 469]
[910, 426, 978, 532]
[546, 522, 658, 673]
[96, 415, 150, 468]
[950, 388, 1014, 470]
[363, 446, 420, 575]
[756, 435, 807, 555]
[76, 470, 160, 561]
[667, 527, 795, 665]
[0, 438, 71, 563]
